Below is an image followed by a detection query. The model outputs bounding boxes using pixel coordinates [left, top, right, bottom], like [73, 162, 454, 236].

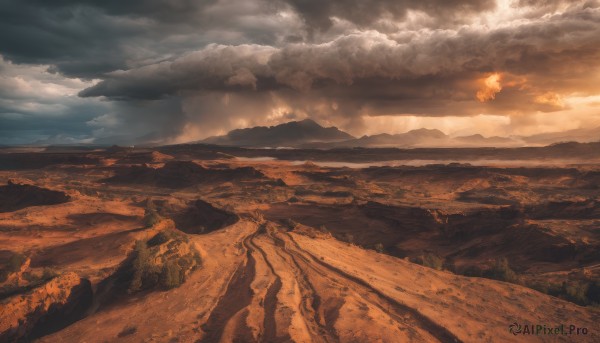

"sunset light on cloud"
[0, 0, 599, 144]
[476, 73, 502, 103]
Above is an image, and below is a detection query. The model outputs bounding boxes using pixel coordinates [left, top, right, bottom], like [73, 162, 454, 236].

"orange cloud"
[534, 92, 564, 108]
[476, 73, 502, 102]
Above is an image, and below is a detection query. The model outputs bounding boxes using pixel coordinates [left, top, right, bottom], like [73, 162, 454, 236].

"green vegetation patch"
[127, 229, 202, 293]
[0, 252, 26, 282]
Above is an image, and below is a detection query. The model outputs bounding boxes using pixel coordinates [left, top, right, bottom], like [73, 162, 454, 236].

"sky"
[0, 0, 599, 145]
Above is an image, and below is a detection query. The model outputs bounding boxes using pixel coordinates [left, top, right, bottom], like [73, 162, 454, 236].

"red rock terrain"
[0, 272, 92, 342]
[0, 181, 70, 213]
[0, 145, 598, 342]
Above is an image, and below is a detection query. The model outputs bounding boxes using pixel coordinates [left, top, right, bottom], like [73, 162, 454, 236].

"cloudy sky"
[1, 0, 599, 145]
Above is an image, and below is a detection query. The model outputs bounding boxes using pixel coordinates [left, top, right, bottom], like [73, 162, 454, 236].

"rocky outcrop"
[0, 181, 70, 213]
[119, 227, 202, 294]
[104, 161, 267, 188]
[0, 153, 100, 171]
[174, 199, 239, 234]
[0, 273, 93, 342]
[526, 200, 600, 219]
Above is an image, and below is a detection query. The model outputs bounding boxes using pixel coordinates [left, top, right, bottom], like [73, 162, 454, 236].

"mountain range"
[202, 119, 600, 148]
[202, 119, 354, 147]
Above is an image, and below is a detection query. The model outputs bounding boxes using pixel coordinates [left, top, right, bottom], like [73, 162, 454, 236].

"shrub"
[461, 265, 484, 277]
[528, 280, 561, 295]
[147, 230, 179, 246]
[128, 240, 149, 293]
[143, 209, 162, 228]
[562, 281, 589, 305]
[142, 265, 161, 288]
[341, 233, 354, 244]
[132, 240, 149, 268]
[443, 260, 457, 273]
[461, 258, 599, 307]
[160, 261, 183, 289]
[587, 280, 600, 305]
[420, 253, 444, 271]
[128, 271, 144, 294]
[143, 200, 162, 228]
[41, 267, 58, 281]
[283, 218, 299, 230]
[485, 258, 520, 284]
[0, 252, 26, 282]
[528, 279, 600, 307]
[127, 232, 198, 293]
[8, 253, 26, 271]
[374, 243, 385, 254]
[22, 272, 37, 282]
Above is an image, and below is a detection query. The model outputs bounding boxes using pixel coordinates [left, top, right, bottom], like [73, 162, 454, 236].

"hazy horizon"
[2, 117, 598, 148]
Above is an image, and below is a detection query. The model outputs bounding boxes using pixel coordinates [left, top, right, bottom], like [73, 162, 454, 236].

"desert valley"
[0, 121, 599, 342]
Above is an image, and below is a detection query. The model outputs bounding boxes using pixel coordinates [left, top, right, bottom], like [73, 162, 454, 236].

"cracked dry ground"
[38, 218, 598, 343]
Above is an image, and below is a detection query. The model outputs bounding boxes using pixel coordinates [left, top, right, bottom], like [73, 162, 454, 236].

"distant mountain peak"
[410, 128, 442, 133]
[347, 128, 448, 147]
[297, 118, 319, 125]
[198, 121, 600, 149]
[202, 119, 354, 147]
[404, 128, 447, 138]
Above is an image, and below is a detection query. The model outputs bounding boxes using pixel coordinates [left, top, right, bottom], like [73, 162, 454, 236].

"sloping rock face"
[173, 199, 239, 234]
[105, 161, 266, 188]
[264, 200, 589, 266]
[0, 272, 92, 341]
[526, 200, 600, 219]
[0, 181, 70, 213]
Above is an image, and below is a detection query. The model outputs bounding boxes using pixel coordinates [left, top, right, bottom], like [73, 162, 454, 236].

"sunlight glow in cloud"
[476, 73, 502, 103]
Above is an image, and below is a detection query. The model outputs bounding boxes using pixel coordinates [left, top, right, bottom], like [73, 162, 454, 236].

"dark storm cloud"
[0, 0, 495, 80]
[0, 57, 109, 144]
[1, 0, 600, 144]
[0, 0, 295, 78]
[0, 1, 149, 78]
[79, 44, 277, 99]
[517, 0, 573, 7]
[80, 4, 600, 110]
[282, 0, 496, 29]
[27, 0, 216, 21]
[0, 0, 303, 144]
